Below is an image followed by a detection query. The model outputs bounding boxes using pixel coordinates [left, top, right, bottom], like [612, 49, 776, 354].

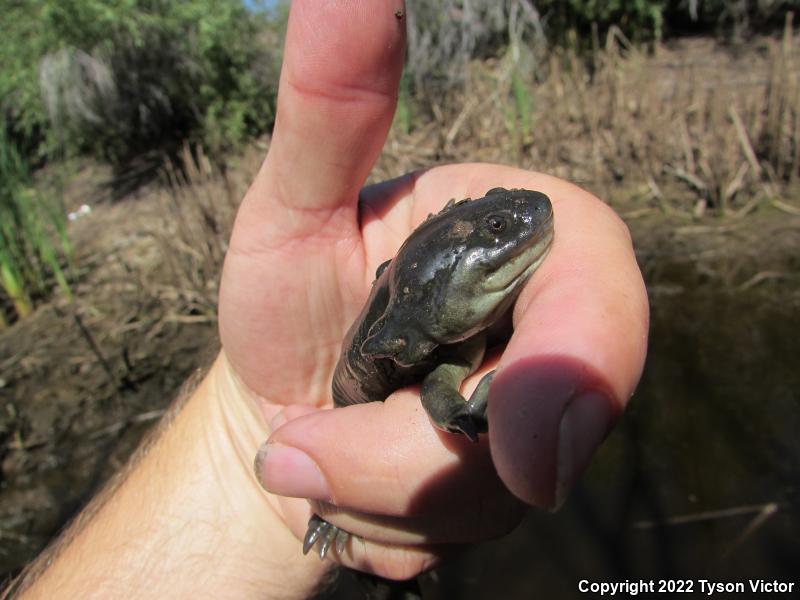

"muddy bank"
[0, 159, 241, 577]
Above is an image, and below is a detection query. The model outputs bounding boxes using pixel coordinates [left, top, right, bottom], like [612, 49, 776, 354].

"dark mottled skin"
[332, 187, 554, 418]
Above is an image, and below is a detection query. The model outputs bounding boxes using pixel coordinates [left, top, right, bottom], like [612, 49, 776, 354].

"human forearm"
[10, 354, 329, 599]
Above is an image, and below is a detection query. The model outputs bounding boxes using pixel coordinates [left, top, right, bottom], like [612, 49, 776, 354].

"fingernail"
[553, 390, 614, 510]
[253, 442, 331, 501]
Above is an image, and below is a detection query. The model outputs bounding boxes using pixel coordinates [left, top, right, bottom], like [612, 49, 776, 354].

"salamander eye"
[485, 214, 507, 233]
[486, 187, 508, 196]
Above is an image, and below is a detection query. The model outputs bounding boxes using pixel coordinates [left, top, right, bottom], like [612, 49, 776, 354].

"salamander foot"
[303, 514, 350, 559]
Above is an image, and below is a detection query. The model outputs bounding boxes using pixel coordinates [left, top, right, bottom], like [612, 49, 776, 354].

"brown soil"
[0, 146, 258, 577]
[0, 190, 216, 575]
[1, 37, 799, 585]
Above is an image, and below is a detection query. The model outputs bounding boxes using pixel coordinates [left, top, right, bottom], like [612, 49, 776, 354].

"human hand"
[218, 0, 648, 581]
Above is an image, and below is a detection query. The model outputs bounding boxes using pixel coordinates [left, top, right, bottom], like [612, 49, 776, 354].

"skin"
[7, 1, 648, 597]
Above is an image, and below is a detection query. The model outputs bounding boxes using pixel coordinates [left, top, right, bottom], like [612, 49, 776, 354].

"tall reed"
[0, 128, 71, 325]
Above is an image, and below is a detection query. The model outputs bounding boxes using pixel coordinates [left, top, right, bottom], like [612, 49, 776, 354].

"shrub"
[1, 0, 281, 171]
[664, 0, 800, 36]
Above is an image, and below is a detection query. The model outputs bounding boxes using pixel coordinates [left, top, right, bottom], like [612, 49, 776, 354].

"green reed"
[0, 128, 72, 325]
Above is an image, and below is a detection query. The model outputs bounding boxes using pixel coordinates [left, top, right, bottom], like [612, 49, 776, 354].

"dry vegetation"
[382, 23, 800, 221]
[130, 28, 800, 321]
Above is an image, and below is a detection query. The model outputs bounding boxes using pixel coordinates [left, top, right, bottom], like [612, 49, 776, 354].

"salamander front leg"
[420, 363, 492, 443]
[464, 369, 493, 432]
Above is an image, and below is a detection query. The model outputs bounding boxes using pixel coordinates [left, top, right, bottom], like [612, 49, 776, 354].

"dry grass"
[152, 144, 245, 319]
[12, 28, 799, 347]
[143, 30, 800, 300]
[377, 20, 800, 222]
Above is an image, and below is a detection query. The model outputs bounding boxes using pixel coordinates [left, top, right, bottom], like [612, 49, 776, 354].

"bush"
[1, 0, 282, 170]
[403, 0, 800, 98]
[664, 0, 800, 36]
[405, 0, 545, 92]
[537, 0, 666, 44]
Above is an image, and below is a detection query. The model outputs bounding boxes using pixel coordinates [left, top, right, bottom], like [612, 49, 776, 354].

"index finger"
[482, 169, 649, 508]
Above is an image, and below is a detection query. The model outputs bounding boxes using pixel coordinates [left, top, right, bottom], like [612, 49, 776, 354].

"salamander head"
[361, 187, 554, 367]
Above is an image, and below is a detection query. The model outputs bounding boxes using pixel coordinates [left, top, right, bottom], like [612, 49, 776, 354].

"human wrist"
[187, 352, 333, 594]
[205, 351, 274, 496]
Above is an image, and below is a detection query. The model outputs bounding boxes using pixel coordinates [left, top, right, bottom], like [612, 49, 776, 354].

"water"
[329, 285, 799, 598]
[426, 287, 799, 598]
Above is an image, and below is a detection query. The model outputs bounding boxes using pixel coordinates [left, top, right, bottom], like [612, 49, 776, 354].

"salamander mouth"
[483, 218, 554, 293]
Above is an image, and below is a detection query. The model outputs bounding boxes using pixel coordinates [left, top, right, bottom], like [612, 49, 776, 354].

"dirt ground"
[0, 181, 217, 575]
[1, 37, 799, 584]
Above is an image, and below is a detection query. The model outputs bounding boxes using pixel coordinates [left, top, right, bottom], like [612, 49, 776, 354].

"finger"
[266, 404, 319, 434]
[481, 171, 649, 509]
[256, 383, 524, 530]
[392, 164, 647, 508]
[307, 493, 524, 546]
[219, 2, 406, 397]
[244, 0, 407, 239]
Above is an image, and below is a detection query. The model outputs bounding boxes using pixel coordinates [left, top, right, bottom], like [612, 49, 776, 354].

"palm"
[218, 164, 515, 412]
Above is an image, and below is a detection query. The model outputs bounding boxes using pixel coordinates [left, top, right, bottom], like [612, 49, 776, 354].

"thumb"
[218, 2, 406, 395]
[242, 0, 407, 240]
